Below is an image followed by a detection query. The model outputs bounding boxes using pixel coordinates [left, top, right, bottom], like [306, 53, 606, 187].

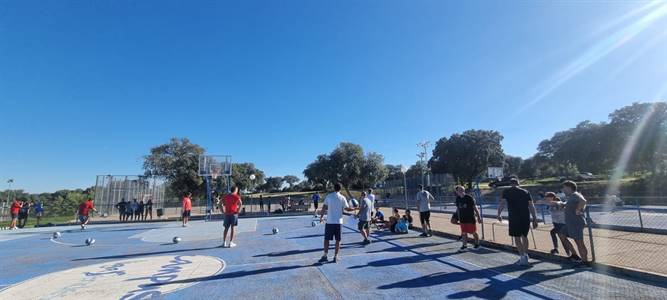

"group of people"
[8, 199, 44, 229]
[180, 188, 243, 248]
[114, 198, 154, 222]
[497, 179, 589, 266]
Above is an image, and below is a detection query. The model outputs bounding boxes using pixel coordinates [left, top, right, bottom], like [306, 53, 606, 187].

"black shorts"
[324, 224, 342, 241]
[509, 220, 530, 237]
[357, 221, 369, 231]
[223, 214, 238, 228]
[182, 210, 191, 217]
[419, 211, 431, 224]
[18, 213, 28, 220]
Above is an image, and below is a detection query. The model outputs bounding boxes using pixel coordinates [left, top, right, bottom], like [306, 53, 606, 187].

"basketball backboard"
[198, 155, 232, 178]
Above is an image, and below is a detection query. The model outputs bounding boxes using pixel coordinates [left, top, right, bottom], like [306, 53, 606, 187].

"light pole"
[417, 141, 431, 188]
[249, 174, 256, 212]
[400, 166, 408, 209]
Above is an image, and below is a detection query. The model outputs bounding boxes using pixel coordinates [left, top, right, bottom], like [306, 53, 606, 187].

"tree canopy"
[143, 138, 204, 197]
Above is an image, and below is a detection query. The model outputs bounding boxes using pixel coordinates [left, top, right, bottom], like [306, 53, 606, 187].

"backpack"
[396, 219, 409, 233]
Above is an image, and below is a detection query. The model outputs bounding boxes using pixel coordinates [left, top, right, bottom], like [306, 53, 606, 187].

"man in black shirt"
[497, 178, 538, 266]
[455, 186, 482, 252]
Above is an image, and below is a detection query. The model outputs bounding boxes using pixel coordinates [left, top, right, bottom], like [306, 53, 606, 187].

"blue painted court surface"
[1, 215, 667, 299]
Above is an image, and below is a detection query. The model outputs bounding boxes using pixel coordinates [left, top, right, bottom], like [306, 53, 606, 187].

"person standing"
[318, 183, 356, 263]
[77, 198, 97, 230]
[9, 199, 22, 230]
[124, 199, 133, 222]
[17, 200, 31, 228]
[145, 198, 153, 220]
[357, 191, 374, 245]
[131, 199, 139, 221]
[33, 200, 44, 227]
[455, 186, 482, 251]
[138, 200, 145, 221]
[182, 192, 192, 227]
[544, 192, 571, 256]
[312, 193, 320, 212]
[416, 184, 434, 237]
[222, 186, 243, 248]
[497, 178, 538, 266]
[259, 195, 264, 213]
[367, 188, 376, 207]
[562, 181, 589, 264]
[115, 198, 127, 221]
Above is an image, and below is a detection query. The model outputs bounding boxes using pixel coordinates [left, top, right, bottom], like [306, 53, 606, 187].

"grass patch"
[1, 215, 75, 229]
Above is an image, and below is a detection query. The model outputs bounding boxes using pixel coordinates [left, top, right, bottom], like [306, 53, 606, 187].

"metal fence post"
[479, 200, 485, 240]
[541, 205, 546, 224]
[636, 198, 644, 232]
[585, 206, 596, 262]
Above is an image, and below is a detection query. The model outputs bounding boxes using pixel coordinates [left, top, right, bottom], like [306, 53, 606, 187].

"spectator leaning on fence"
[562, 181, 589, 265]
[544, 192, 570, 257]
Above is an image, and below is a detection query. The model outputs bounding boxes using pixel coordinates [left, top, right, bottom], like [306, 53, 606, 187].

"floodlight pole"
[401, 166, 408, 209]
[205, 176, 212, 222]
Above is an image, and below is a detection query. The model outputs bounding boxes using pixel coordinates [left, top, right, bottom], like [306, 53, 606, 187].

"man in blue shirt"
[33, 201, 44, 227]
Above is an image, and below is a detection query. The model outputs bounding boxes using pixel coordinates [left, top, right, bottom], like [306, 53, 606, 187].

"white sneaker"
[229, 242, 237, 248]
[514, 256, 524, 265]
[222, 242, 229, 248]
[519, 254, 529, 266]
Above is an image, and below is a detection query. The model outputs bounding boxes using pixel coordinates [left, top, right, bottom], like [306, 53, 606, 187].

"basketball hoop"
[212, 172, 220, 180]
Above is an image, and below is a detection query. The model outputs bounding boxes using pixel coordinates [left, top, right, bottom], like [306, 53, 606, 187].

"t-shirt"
[78, 201, 95, 216]
[146, 200, 153, 210]
[19, 204, 30, 214]
[367, 193, 376, 204]
[549, 203, 566, 224]
[565, 192, 586, 227]
[34, 202, 44, 213]
[324, 192, 349, 224]
[358, 197, 373, 221]
[182, 197, 192, 211]
[10, 201, 21, 214]
[224, 193, 241, 215]
[375, 210, 385, 221]
[456, 194, 477, 224]
[312, 194, 320, 202]
[502, 187, 532, 223]
[416, 190, 433, 212]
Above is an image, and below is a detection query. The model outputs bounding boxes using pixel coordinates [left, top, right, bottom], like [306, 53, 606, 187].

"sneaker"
[362, 239, 371, 245]
[318, 255, 328, 263]
[221, 242, 228, 248]
[473, 243, 480, 250]
[550, 249, 559, 255]
[419, 233, 428, 237]
[333, 256, 340, 263]
[522, 254, 530, 265]
[514, 256, 524, 265]
[229, 242, 237, 248]
[458, 245, 468, 253]
[569, 255, 582, 263]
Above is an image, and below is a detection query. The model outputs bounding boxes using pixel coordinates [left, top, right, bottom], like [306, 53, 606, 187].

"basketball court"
[1, 215, 666, 299]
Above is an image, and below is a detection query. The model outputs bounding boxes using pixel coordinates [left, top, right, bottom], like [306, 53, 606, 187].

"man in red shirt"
[222, 186, 242, 248]
[182, 192, 192, 227]
[77, 198, 97, 230]
[9, 199, 22, 230]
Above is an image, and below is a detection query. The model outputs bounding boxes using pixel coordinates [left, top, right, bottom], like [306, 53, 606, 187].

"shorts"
[79, 215, 89, 223]
[419, 211, 431, 224]
[566, 222, 585, 240]
[357, 220, 369, 231]
[223, 214, 238, 228]
[10, 212, 18, 219]
[553, 223, 567, 235]
[18, 213, 28, 220]
[182, 210, 191, 217]
[324, 224, 342, 241]
[460, 223, 477, 234]
[35, 212, 43, 217]
[509, 220, 530, 237]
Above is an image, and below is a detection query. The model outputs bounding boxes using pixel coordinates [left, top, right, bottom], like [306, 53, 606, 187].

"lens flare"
[516, 2, 667, 115]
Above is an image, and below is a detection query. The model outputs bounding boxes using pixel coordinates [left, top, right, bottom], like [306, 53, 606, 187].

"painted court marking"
[0, 255, 226, 299]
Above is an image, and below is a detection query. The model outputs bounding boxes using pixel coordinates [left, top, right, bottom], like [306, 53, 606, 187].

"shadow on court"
[71, 246, 223, 261]
[379, 263, 581, 300]
[146, 263, 320, 287]
[253, 245, 364, 258]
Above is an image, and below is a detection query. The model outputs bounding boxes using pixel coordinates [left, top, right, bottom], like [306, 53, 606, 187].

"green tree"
[429, 130, 505, 187]
[261, 177, 284, 192]
[143, 138, 205, 198]
[303, 142, 388, 198]
[231, 163, 266, 192]
[282, 175, 300, 190]
[504, 155, 523, 177]
[384, 164, 405, 181]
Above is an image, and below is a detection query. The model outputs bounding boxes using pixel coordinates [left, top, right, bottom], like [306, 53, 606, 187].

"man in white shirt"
[416, 184, 434, 237]
[319, 183, 357, 263]
[367, 188, 376, 206]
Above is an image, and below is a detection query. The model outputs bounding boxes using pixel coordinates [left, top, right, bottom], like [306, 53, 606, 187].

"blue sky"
[2, 0, 667, 193]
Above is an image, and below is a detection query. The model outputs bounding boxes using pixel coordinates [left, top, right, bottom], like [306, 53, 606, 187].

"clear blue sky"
[2, 1, 667, 193]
